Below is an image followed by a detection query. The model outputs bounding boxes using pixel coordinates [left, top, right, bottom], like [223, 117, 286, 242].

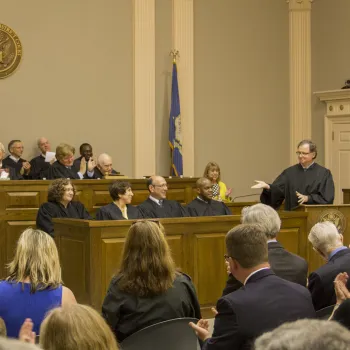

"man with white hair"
[0, 142, 22, 180]
[93, 153, 120, 179]
[308, 221, 350, 310]
[223, 203, 308, 295]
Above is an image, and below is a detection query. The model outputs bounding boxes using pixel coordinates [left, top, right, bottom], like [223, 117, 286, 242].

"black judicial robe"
[92, 167, 120, 179]
[187, 197, 231, 217]
[261, 163, 334, 211]
[2, 156, 31, 179]
[0, 166, 23, 180]
[138, 198, 188, 218]
[73, 156, 84, 170]
[36, 201, 92, 237]
[96, 203, 143, 220]
[47, 161, 93, 180]
[30, 155, 50, 179]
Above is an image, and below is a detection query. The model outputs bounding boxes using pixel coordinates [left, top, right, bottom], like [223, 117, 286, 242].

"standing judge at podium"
[254, 140, 334, 210]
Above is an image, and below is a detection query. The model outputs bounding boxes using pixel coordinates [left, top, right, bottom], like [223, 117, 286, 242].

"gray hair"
[0, 143, 5, 154]
[297, 139, 317, 159]
[308, 221, 342, 254]
[255, 319, 350, 350]
[241, 203, 281, 239]
[0, 337, 39, 350]
[97, 153, 112, 166]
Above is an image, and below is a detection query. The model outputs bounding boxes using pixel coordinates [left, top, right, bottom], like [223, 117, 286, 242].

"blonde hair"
[0, 143, 5, 154]
[203, 161, 221, 182]
[0, 317, 6, 337]
[6, 228, 62, 293]
[40, 304, 119, 350]
[55, 143, 75, 161]
[117, 221, 176, 297]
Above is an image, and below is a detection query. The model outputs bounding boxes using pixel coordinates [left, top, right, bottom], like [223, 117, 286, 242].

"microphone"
[232, 194, 260, 202]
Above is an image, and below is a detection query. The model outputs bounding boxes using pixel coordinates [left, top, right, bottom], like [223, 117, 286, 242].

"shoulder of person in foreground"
[62, 286, 77, 306]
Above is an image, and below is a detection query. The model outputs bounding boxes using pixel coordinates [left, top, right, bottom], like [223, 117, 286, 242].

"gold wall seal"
[318, 209, 347, 234]
[0, 24, 22, 79]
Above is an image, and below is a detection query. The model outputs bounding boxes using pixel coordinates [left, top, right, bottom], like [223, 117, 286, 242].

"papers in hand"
[251, 181, 266, 189]
[45, 152, 56, 163]
[0, 171, 9, 179]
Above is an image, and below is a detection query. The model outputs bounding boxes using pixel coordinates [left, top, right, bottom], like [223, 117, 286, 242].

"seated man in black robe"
[73, 143, 93, 171]
[36, 178, 92, 236]
[138, 175, 187, 218]
[2, 140, 31, 179]
[96, 181, 142, 220]
[47, 143, 96, 180]
[0, 142, 22, 180]
[187, 177, 231, 216]
[254, 139, 334, 210]
[29, 137, 53, 179]
[93, 153, 120, 179]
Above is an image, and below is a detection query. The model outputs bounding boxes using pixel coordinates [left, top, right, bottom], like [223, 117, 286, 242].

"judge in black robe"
[96, 181, 143, 220]
[0, 142, 23, 180]
[138, 176, 188, 218]
[30, 155, 51, 179]
[36, 178, 92, 236]
[92, 153, 120, 179]
[73, 143, 93, 170]
[187, 177, 231, 216]
[257, 140, 334, 211]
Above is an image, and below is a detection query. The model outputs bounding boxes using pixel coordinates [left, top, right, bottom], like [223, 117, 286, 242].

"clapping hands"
[334, 272, 350, 305]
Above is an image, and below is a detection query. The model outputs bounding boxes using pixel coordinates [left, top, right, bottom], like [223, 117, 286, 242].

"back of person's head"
[117, 220, 176, 297]
[0, 318, 6, 337]
[0, 337, 38, 350]
[40, 304, 118, 350]
[254, 319, 350, 350]
[226, 224, 268, 268]
[308, 221, 342, 255]
[241, 204, 281, 239]
[6, 228, 62, 293]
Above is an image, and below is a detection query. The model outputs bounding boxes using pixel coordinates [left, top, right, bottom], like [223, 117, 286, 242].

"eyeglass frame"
[296, 151, 314, 156]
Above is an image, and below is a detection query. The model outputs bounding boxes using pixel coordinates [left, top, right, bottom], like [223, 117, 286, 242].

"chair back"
[316, 304, 336, 319]
[120, 317, 199, 350]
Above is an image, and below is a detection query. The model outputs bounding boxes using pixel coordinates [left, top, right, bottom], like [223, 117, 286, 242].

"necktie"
[159, 200, 163, 207]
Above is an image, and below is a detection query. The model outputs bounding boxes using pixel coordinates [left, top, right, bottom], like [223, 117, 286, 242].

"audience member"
[254, 319, 350, 350]
[189, 224, 315, 350]
[0, 142, 22, 180]
[138, 176, 187, 218]
[47, 143, 95, 179]
[0, 228, 76, 338]
[29, 137, 53, 180]
[256, 139, 334, 210]
[223, 203, 308, 294]
[102, 221, 201, 342]
[93, 153, 120, 179]
[96, 181, 142, 220]
[203, 161, 232, 202]
[2, 140, 31, 179]
[73, 143, 93, 171]
[36, 178, 92, 236]
[308, 221, 350, 310]
[187, 178, 231, 216]
[39, 304, 119, 350]
[0, 337, 38, 350]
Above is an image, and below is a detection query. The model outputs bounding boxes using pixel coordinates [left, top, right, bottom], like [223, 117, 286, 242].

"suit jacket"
[204, 269, 315, 350]
[309, 248, 350, 311]
[222, 241, 308, 295]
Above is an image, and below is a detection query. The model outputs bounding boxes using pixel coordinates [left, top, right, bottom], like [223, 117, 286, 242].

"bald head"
[97, 153, 113, 175]
[37, 137, 51, 154]
[196, 177, 213, 201]
[147, 175, 168, 200]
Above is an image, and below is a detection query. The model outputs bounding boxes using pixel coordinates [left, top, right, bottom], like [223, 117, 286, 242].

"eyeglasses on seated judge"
[296, 151, 313, 156]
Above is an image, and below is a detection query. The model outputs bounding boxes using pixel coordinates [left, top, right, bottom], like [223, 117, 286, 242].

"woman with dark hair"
[96, 181, 143, 220]
[203, 161, 232, 202]
[102, 221, 201, 342]
[36, 178, 92, 236]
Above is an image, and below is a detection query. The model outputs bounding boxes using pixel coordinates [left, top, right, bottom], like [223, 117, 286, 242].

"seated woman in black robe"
[36, 178, 92, 236]
[0, 142, 23, 180]
[102, 221, 201, 343]
[96, 181, 142, 220]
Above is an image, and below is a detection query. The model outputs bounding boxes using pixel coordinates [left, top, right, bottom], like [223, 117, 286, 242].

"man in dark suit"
[190, 224, 315, 350]
[223, 203, 308, 295]
[308, 221, 350, 310]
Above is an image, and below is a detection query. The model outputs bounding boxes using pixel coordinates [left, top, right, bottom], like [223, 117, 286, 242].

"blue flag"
[169, 62, 183, 176]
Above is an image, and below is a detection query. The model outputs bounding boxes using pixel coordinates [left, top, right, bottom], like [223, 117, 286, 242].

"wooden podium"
[53, 212, 307, 317]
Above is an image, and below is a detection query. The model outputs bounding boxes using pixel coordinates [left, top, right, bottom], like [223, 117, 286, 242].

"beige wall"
[155, 0, 172, 176]
[311, 0, 350, 165]
[1, 1, 133, 175]
[194, 0, 289, 199]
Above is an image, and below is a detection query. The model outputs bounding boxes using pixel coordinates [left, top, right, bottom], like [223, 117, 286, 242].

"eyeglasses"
[296, 152, 312, 156]
[153, 184, 168, 189]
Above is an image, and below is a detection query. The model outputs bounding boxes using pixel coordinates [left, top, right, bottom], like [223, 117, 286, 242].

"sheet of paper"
[45, 152, 56, 163]
[0, 170, 9, 179]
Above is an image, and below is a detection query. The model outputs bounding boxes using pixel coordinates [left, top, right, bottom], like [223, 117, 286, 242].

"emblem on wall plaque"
[318, 209, 346, 234]
[0, 23, 22, 79]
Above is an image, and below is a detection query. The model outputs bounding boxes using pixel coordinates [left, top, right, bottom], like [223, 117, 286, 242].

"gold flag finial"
[169, 49, 179, 63]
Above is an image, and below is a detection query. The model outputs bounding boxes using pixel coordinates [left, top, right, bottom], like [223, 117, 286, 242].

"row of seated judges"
[2, 206, 350, 349]
[36, 176, 231, 236]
